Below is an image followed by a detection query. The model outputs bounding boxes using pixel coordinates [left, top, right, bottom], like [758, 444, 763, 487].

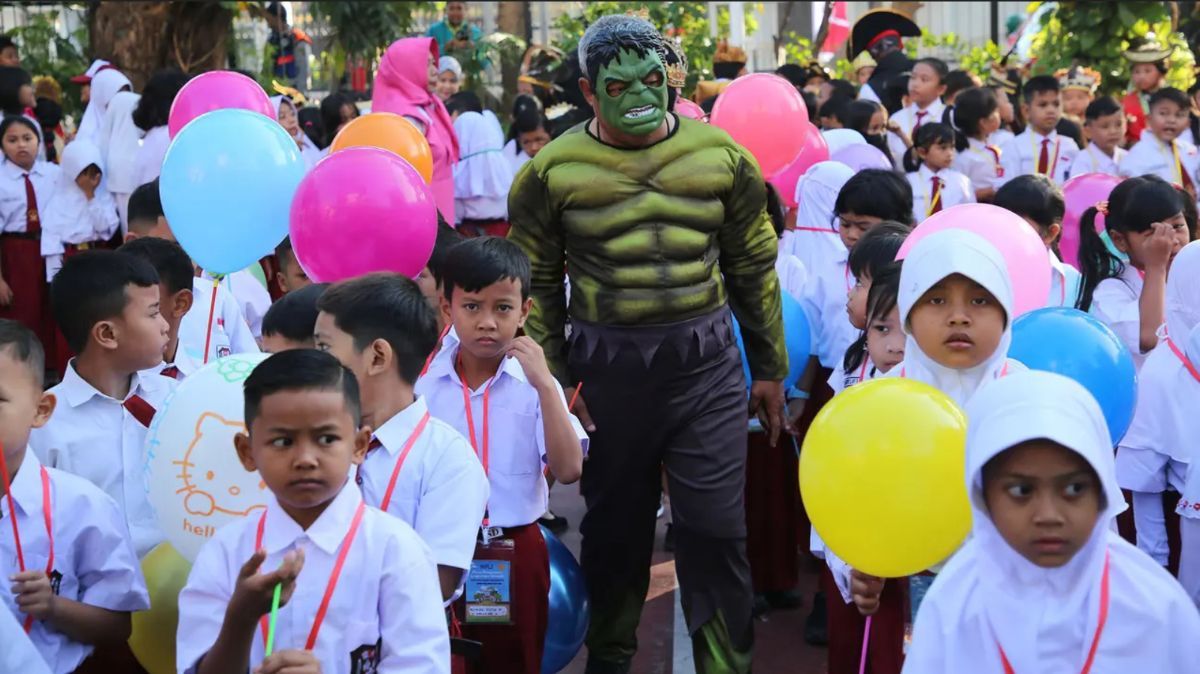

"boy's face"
[277, 249, 310, 295]
[97, 284, 169, 370]
[983, 439, 1102, 568]
[907, 62, 945, 108]
[1148, 100, 1189, 143]
[441, 278, 532, 361]
[1022, 90, 1062, 134]
[235, 388, 369, 524]
[518, 127, 552, 159]
[1061, 89, 1091, 118]
[847, 273, 871, 330]
[262, 333, 314, 354]
[1131, 63, 1162, 93]
[0, 46, 18, 67]
[907, 273, 1006, 370]
[0, 348, 55, 466]
[838, 213, 882, 249]
[865, 304, 904, 374]
[1085, 110, 1126, 153]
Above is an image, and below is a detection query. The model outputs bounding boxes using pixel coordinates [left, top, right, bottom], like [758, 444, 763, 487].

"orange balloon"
[329, 112, 434, 184]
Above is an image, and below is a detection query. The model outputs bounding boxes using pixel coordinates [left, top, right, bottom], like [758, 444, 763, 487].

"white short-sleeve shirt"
[0, 451, 149, 674]
[180, 277, 260, 363]
[888, 100, 946, 165]
[176, 484, 450, 674]
[0, 606, 51, 674]
[1069, 142, 1125, 178]
[357, 397, 490, 570]
[208, 270, 273, 340]
[953, 138, 1004, 195]
[998, 129, 1079, 187]
[1119, 135, 1200, 189]
[1090, 264, 1150, 369]
[798, 244, 859, 371]
[0, 159, 60, 233]
[907, 165, 975, 224]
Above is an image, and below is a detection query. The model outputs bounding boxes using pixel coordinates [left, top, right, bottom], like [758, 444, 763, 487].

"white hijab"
[452, 110, 512, 203]
[76, 68, 132, 144]
[903, 370, 1200, 674]
[1178, 321, 1200, 510]
[780, 161, 855, 272]
[41, 139, 117, 250]
[890, 228, 1022, 407]
[270, 95, 321, 168]
[96, 90, 142, 194]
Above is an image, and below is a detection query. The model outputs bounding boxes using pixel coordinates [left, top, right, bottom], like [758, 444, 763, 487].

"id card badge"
[465, 535, 516, 625]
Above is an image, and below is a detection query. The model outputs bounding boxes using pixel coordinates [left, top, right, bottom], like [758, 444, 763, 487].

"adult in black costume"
[847, 8, 921, 115]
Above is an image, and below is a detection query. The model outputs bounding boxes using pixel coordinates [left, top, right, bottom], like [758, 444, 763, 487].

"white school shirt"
[0, 452, 149, 674]
[356, 397, 490, 571]
[299, 132, 323, 169]
[953, 137, 1004, 195]
[908, 164, 975, 224]
[503, 138, 531, 175]
[988, 128, 1015, 148]
[0, 606, 51, 674]
[177, 484, 450, 674]
[1090, 264, 1151, 369]
[1119, 135, 1200, 189]
[141, 343, 203, 381]
[998, 128, 1079, 187]
[133, 125, 169, 188]
[204, 269, 272, 340]
[28, 364, 176, 558]
[1069, 142, 1125, 178]
[798, 239, 860, 371]
[415, 341, 589, 529]
[1047, 248, 1083, 308]
[0, 159, 59, 233]
[887, 99, 946, 165]
[775, 252, 807, 303]
[179, 277, 259, 363]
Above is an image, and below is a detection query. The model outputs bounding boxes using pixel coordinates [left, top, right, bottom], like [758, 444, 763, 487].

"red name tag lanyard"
[457, 356, 495, 527]
[0, 445, 53, 633]
[254, 500, 366, 651]
[378, 412, 432, 511]
[1166, 337, 1200, 383]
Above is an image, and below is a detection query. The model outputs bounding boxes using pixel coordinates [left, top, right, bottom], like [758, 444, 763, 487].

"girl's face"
[518, 127, 551, 158]
[907, 63, 946, 108]
[1131, 63, 1163, 93]
[866, 304, 904, 373]
[436, 71, 461, 101]
[867, 109, 886, 136]
[1061, 89, 1091, 119]
[847, 273, 871, 330]
[2, 123, 38, 169]
[983, 440, 1102, 568]
[995, 92, 1015, 124]
[918, 139, 956, 171]
[981, 109, 1002, 137]
[908, 273, 1006, 370]
[1112, 212, 1189, 269]
[277, 102, 300, 137]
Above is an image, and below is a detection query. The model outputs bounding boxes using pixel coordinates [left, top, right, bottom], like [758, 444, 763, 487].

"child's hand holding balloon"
[850, 569, 884, 616]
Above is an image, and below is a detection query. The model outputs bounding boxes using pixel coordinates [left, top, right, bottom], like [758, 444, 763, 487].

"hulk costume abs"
[507, 15, 786, 674]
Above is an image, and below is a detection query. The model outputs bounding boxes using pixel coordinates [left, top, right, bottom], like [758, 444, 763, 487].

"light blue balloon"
[160, 108, 305, 274]
[732, 292, 812, 391]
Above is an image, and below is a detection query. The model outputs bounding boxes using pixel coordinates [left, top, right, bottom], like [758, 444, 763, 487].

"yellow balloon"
[129, 543, 192, 674]
[800, 378, 971, 578]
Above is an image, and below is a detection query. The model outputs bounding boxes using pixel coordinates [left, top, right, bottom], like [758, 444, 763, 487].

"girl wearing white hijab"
[451, 109, 513, 232]
[96, 90, 142, 231]
[74, 68, 131, 145]
[1175, 321, 1200, 606]
[1117, 240, 1200, 567]
[270, 95, 321, 169]
[39, 139, 118, 281]
[904, 370, 1200, 673]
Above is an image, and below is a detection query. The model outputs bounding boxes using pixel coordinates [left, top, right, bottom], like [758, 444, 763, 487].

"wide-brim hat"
[848, 8, 920, 59]
[1123, 36, 1173, 64]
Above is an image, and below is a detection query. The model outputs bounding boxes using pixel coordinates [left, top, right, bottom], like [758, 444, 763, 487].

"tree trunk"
[89, 0, 232, 90]
[496, 2, 530, 119]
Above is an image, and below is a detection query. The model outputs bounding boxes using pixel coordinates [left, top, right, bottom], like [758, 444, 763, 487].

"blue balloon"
[540, 525, 589, 674]
[732, 293, 812, 390]
[1009, 307, 1137, 444]
[160, 108, 306, 274]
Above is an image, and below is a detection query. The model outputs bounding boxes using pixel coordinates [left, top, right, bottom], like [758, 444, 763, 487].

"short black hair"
[848, 221, 911, 280]
[775, 63, 806, 87]
[819, 96, 850, 122]
[127, 180, 164, 230]
[1177, 185, 1198, 239]
[865, 261, 902, 327]
[317, 273, 438, 385]
[801, 89, 817, 122]
[1150, 87, 1190, 113]
[914, 57, 949, 84]
[0, 114, 38, 140]
[133, 69, 189, 132]
[904, 121, 956, 172]
[275, 236, 296, 270]
[0, 68, 31, 116]
[943, 70, 977, 102]
[427, 213, 465, 285]
[51, 251, 160, 354]
[0, 318, 44, 387]
[835, 169, 915, 226]
[263, 282, 328, 342]
[993, 174, 1064, 231]
[0, 36, 16, 53]
[1084, 96, 1122, 122]
[118, 237, 194, 295]
[445, 90, 483, 116]
[243, 349, 361, 430]
[580, 15, 665, 84]
[1022, 75, 1060, 104]
[441, 236, 532, 302]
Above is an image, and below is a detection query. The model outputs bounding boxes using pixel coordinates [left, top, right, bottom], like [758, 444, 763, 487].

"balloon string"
[858, 615, 873, 674]
[567, 382, 583, 412]
[0, 440, 26, 574]
[202, 276, 220, 365]
[265, 582, 282, 656]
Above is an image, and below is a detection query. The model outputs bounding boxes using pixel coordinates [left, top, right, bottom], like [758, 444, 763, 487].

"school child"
[415, 236, 587, 674]
[1122, 37, 1172, 146]
[0, 319, 149, 674]
[902, 370, 1200, 674]
[1069, 97, 1127, 177]
[1076, 176, 1189, 368]
[504, 107, 551, 175]
[125, 180, 258, 363]
[176, 349, 450, 673]
[886, 57, 948, 167]
[272, 236, 310, 296]
[416, 216, 465, 332]
[1057, 66, 1100, 127]
[1119, 88, 1200, 199]
[838, 99, 906, 170]
[0, 115, 60, 351]
[118, 237, 201, 380]
[261, 282, 327, 353]
[951, 87, 1004, 202]
[436, 56, 462, 102]
[985, 65, 1022, 148]
[942, 69, 980, 107]
[835, 223, 910, 393]
[271, 95, 322, 169]
[452, 110, 513, 236]
[1177, 322, 1200, 606]
[998, 75, 1080, 187]
[40, 139, 118, 281]
[27, 251, 172, 559]
[904, 122, 975, 223]
[780, 160, 854, 279]
[993, 174, 1081, 308]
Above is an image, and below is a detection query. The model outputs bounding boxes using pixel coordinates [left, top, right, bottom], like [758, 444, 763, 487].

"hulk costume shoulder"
[507, 115, 788, 384]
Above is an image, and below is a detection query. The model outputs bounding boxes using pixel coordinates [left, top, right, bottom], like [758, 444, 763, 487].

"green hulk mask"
[595, 49, 668, 136]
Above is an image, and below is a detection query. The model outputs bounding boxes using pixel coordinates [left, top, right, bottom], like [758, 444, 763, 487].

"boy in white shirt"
[315, 273, 489, 601]
[416, 237, 587, 674]
[1, 320, 149, 674]
[261, 282, 328, 353]
[1120, 87, 1200, 200]
[887, 57, 948, 166]
[177, 349, 450, 674]
[1069, 96, 1127, 177]
[119, 236, 202, 380]
[998, 75, 1080, 187]
[29, 251, 174, 559]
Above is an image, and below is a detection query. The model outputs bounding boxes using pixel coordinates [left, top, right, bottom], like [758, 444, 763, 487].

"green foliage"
[1027, 1, 1195, 95]
[311, 1, 434, 89]
[780, 34, 852, 80]
[4, 9, 88, 116]
[904, 30, 1003, 81]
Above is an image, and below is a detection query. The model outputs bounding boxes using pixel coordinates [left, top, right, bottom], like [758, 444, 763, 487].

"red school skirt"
[0, 233, 51, 348]
[823, 566, 906, 674]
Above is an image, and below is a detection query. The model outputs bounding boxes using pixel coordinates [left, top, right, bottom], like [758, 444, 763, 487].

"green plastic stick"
[265, 583, 282, 656]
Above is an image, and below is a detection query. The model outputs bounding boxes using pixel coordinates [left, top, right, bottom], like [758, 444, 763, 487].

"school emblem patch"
[349, 639, 382, 674]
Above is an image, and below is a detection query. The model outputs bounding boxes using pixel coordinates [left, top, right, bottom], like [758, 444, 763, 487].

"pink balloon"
[897, 203, 1050, 317]
[168, 71, 274, 138]
[1061, 172, 1122, 269]
[675, 99, 708, 122]
[768, 123, 829, 208]
[710, 73, 809, 176]
[289, 147, 437, 283]
[830, 143, 892, 172]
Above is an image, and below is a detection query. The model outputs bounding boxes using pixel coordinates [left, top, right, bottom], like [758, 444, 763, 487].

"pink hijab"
[374, 37, 460, 221]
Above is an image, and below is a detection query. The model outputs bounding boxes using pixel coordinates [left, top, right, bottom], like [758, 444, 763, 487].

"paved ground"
[548, 482, 830, 674]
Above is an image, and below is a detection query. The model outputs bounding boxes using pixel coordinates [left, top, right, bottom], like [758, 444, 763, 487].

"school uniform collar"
[3, 449, 43, 519]
[967, 137, 987, 151]
[260, 480, 363, 555]
[1046, 247, 1069, 280]
[424, 334, 529, 390]
[910, 99, 944, 116]
[372, 396, 431, 456]
[1, 159, 43, 179]
[58, 360, 160, 408]
[917, 164, 947, 180]
[1027, 128, 1058, 143]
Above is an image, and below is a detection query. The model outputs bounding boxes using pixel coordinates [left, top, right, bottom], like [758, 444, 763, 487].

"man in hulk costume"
[507, 15, 788, 674]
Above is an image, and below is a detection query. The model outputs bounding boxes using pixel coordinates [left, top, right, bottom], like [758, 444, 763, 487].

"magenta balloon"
[675, 99, 708, 122]
[168, 71, 274, 138]
[896, 203, 1051, 317]
[710, 73, 810, 176]
[768, 123, 829, 208]
[289, 147, 437, 283]
[1061, 172, 1122, 269]
[830, 143, 892, 172]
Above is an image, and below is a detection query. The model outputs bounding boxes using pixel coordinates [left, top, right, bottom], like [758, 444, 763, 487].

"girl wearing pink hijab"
[373, 37, 461, 223]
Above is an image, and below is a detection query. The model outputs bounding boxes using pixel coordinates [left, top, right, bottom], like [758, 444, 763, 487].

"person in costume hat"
[1058, 65, 1101, 121]
[848, 8, 921, 114]
[1123, 36, 1173, 145]
[693, 40, 748, 104]
[986, 61, 1024, 147]
[852, 51, 876, 86]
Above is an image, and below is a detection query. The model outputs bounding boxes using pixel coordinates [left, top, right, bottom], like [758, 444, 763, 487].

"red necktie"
[159, 365, 181, 380]
[23, 173, 38, 234]
[914, 110, 927, 132]
[1175, 142, 1195, 193]
[122, 394, 156, 428]
[929, 176, 943, 214]
[1037, 138, 1050, 175]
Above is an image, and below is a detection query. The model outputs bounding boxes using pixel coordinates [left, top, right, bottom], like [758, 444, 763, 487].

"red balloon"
[710, 73, 810, 176]
[767, 123, 829, 208]
[1061, 173, 1122, 270]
